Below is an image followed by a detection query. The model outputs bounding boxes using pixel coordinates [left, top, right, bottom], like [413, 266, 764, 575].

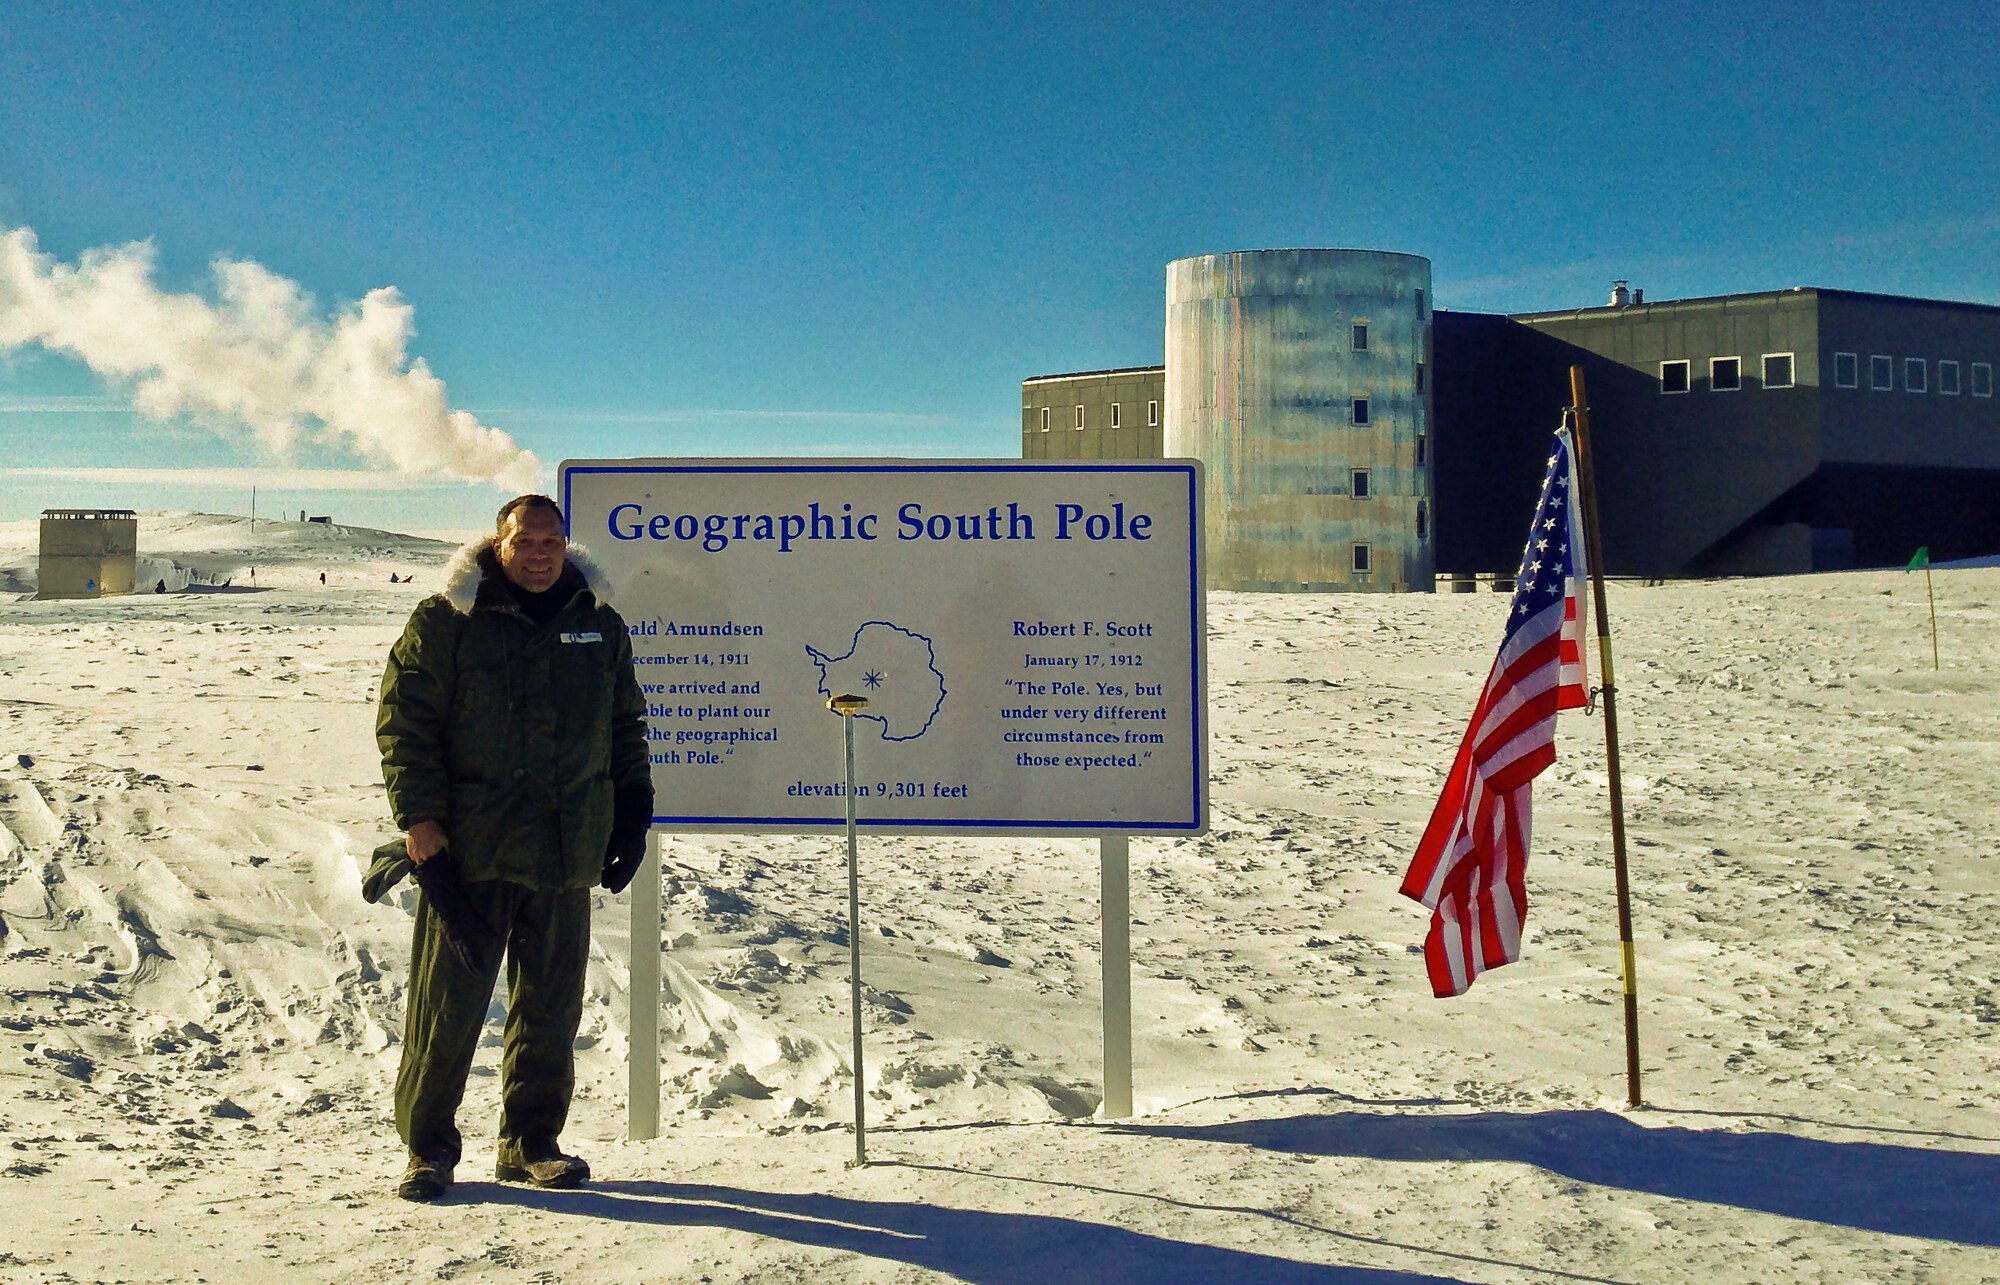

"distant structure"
[1165, 249, 1432, 591]
[1026, 256, 2000, 587]
[1021, 366, 1164, 461]
[38, 509, 138, 600]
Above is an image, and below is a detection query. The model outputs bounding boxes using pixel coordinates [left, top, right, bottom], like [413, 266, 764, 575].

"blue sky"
[3, 2, 1995, 531]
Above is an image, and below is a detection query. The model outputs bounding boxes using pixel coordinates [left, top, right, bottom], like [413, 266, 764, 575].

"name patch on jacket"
[560, 631, 604, 644]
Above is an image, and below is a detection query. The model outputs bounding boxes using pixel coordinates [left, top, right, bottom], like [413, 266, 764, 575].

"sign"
[561, 459, 1207, 835]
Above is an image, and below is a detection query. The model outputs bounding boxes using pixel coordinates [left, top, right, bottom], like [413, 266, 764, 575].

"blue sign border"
[561, 459, 1206, 835]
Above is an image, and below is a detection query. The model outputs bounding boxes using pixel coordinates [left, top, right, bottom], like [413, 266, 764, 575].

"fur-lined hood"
[438, 538, 615, 614]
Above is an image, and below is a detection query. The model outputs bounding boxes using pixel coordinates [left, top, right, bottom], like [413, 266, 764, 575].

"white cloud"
[0, 225, 542, 490]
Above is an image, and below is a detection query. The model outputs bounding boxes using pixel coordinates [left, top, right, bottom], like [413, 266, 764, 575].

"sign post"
[564, 459, 1208, 1138]
[627, 828, 661, 1140]
[1099, 834, 1132, 1119]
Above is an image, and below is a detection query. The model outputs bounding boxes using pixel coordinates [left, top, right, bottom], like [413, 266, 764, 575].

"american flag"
[1401, 427, 1590, 997]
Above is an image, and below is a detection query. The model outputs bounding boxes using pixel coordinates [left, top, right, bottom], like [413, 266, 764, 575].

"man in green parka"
[377, 494, 653, 1202]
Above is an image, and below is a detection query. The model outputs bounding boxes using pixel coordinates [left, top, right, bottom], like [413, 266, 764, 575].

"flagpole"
[1925, 563, 1939, 670]
[1567, 366, 1643, 1109]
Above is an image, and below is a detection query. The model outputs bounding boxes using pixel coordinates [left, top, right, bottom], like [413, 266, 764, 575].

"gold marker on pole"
[1568, 366, 1644, 1108]
[827, 692, 871, 1166]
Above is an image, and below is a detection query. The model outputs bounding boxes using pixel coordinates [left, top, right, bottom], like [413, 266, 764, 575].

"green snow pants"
[395, 879, 592, 1165]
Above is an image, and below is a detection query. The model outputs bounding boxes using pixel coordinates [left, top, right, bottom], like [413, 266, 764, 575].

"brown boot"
[495, 1141, 589, 1189]
[397, 1153, 455, 1202]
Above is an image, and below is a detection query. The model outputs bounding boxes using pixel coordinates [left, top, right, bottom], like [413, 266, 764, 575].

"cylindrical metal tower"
[1165, 248, 1434, 591]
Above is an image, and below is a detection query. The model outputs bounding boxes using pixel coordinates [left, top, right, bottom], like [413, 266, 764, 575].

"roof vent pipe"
[1609, 280, 1631, 307]
[1632, 287, 1644, 304]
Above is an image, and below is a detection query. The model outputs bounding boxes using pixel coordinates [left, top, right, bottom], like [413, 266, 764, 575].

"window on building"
[1416, 501, 1428, 541]
[1905, 357, 1927, 392]
[1971, 362, 1992, 398]
[1710, 356, 1741, 391]
[1352, 397, 1370, 425]
[1415, 362, 1425, 392]
[1660, 360, 1691, 394]
[1763, 353, 1795, 389]
[1147, 399, 1159, 426]
[1352, 543, 1372, 573]
[1939, 360, 1961, 395]
[1038, 407, 1050, 432]
[1074, 405, 1085, 430]
[1835, 352, 1858, 388]
[1352, 322, 1369, 351]
[1416, 434, 1427, 466]
[1871, 355, 1894, 390]
[1110, 402, 1121, 429]
[1415, 288, 1426, 317]
[1351, 468, 1371, 498]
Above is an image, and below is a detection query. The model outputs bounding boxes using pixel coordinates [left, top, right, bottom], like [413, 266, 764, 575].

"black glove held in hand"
[413, 849, 498, 975]
[601, 782, 656, 894]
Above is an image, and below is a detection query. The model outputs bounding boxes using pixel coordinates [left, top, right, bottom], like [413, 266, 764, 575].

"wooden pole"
[1925, 563, 1939, 670]
[1567, 366, 1643, 1109]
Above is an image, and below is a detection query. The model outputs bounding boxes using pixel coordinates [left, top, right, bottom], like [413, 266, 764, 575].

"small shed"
[38, 509, 139, 600]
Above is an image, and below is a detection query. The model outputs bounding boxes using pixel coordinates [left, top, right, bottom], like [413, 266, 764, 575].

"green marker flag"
[1907, 547, 1939, 668]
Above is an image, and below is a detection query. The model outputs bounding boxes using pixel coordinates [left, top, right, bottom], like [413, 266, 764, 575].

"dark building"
[1434, 288, 2000, 577]
[1027, 275, 2000, 586]
[1021, 367, 1165, 460]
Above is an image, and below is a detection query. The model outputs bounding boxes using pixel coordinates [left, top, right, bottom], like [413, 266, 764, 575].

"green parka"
[377, 540, 650, 889]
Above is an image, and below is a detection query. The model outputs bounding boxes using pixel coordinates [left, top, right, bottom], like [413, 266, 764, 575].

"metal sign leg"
[1100, 834, 1133, 1119]
[628, 827, 661, 1142]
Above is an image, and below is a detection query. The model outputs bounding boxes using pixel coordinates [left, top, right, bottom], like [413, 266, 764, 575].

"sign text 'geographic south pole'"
[560, 459, 1208, 835]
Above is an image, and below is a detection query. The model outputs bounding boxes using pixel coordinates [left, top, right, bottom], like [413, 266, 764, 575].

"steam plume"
[0, 224, 542, 492]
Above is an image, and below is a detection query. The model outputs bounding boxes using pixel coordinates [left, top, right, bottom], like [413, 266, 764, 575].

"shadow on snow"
[466, 1179, 1463, 1284]
[1111, 1109, 2000, 1246]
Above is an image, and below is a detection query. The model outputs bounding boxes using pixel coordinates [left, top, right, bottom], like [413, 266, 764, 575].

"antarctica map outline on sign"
[805, 620, 948, 741]
[560, 458, 1208, 834]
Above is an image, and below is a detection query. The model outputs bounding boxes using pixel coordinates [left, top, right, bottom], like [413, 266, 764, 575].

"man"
[377, 494, 654, 1202]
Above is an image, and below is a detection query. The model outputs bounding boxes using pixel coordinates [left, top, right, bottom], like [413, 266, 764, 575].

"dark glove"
[412, 848, 498, 975]
[361, 838, 414, 904]
[601, 782, 656, 894]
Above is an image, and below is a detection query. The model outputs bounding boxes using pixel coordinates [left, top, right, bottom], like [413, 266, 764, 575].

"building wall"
[38, 510, 139, 599]
[1164, 248, 1433, 591]
[1815, 292, 2000, 470]
[1429, 311, 1545, 577]
[1021, 368, 1166, 460]
[1800, 292, 2000, 564]
[1499, 289, 2000, 573]
[1510, 291, 1824, 576]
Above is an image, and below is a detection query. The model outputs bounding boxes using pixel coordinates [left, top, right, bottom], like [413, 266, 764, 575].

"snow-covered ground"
[0, 512, 1995, 1282]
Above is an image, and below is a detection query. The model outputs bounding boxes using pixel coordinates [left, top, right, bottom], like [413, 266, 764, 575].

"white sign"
[560, 458, 1207, 835]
